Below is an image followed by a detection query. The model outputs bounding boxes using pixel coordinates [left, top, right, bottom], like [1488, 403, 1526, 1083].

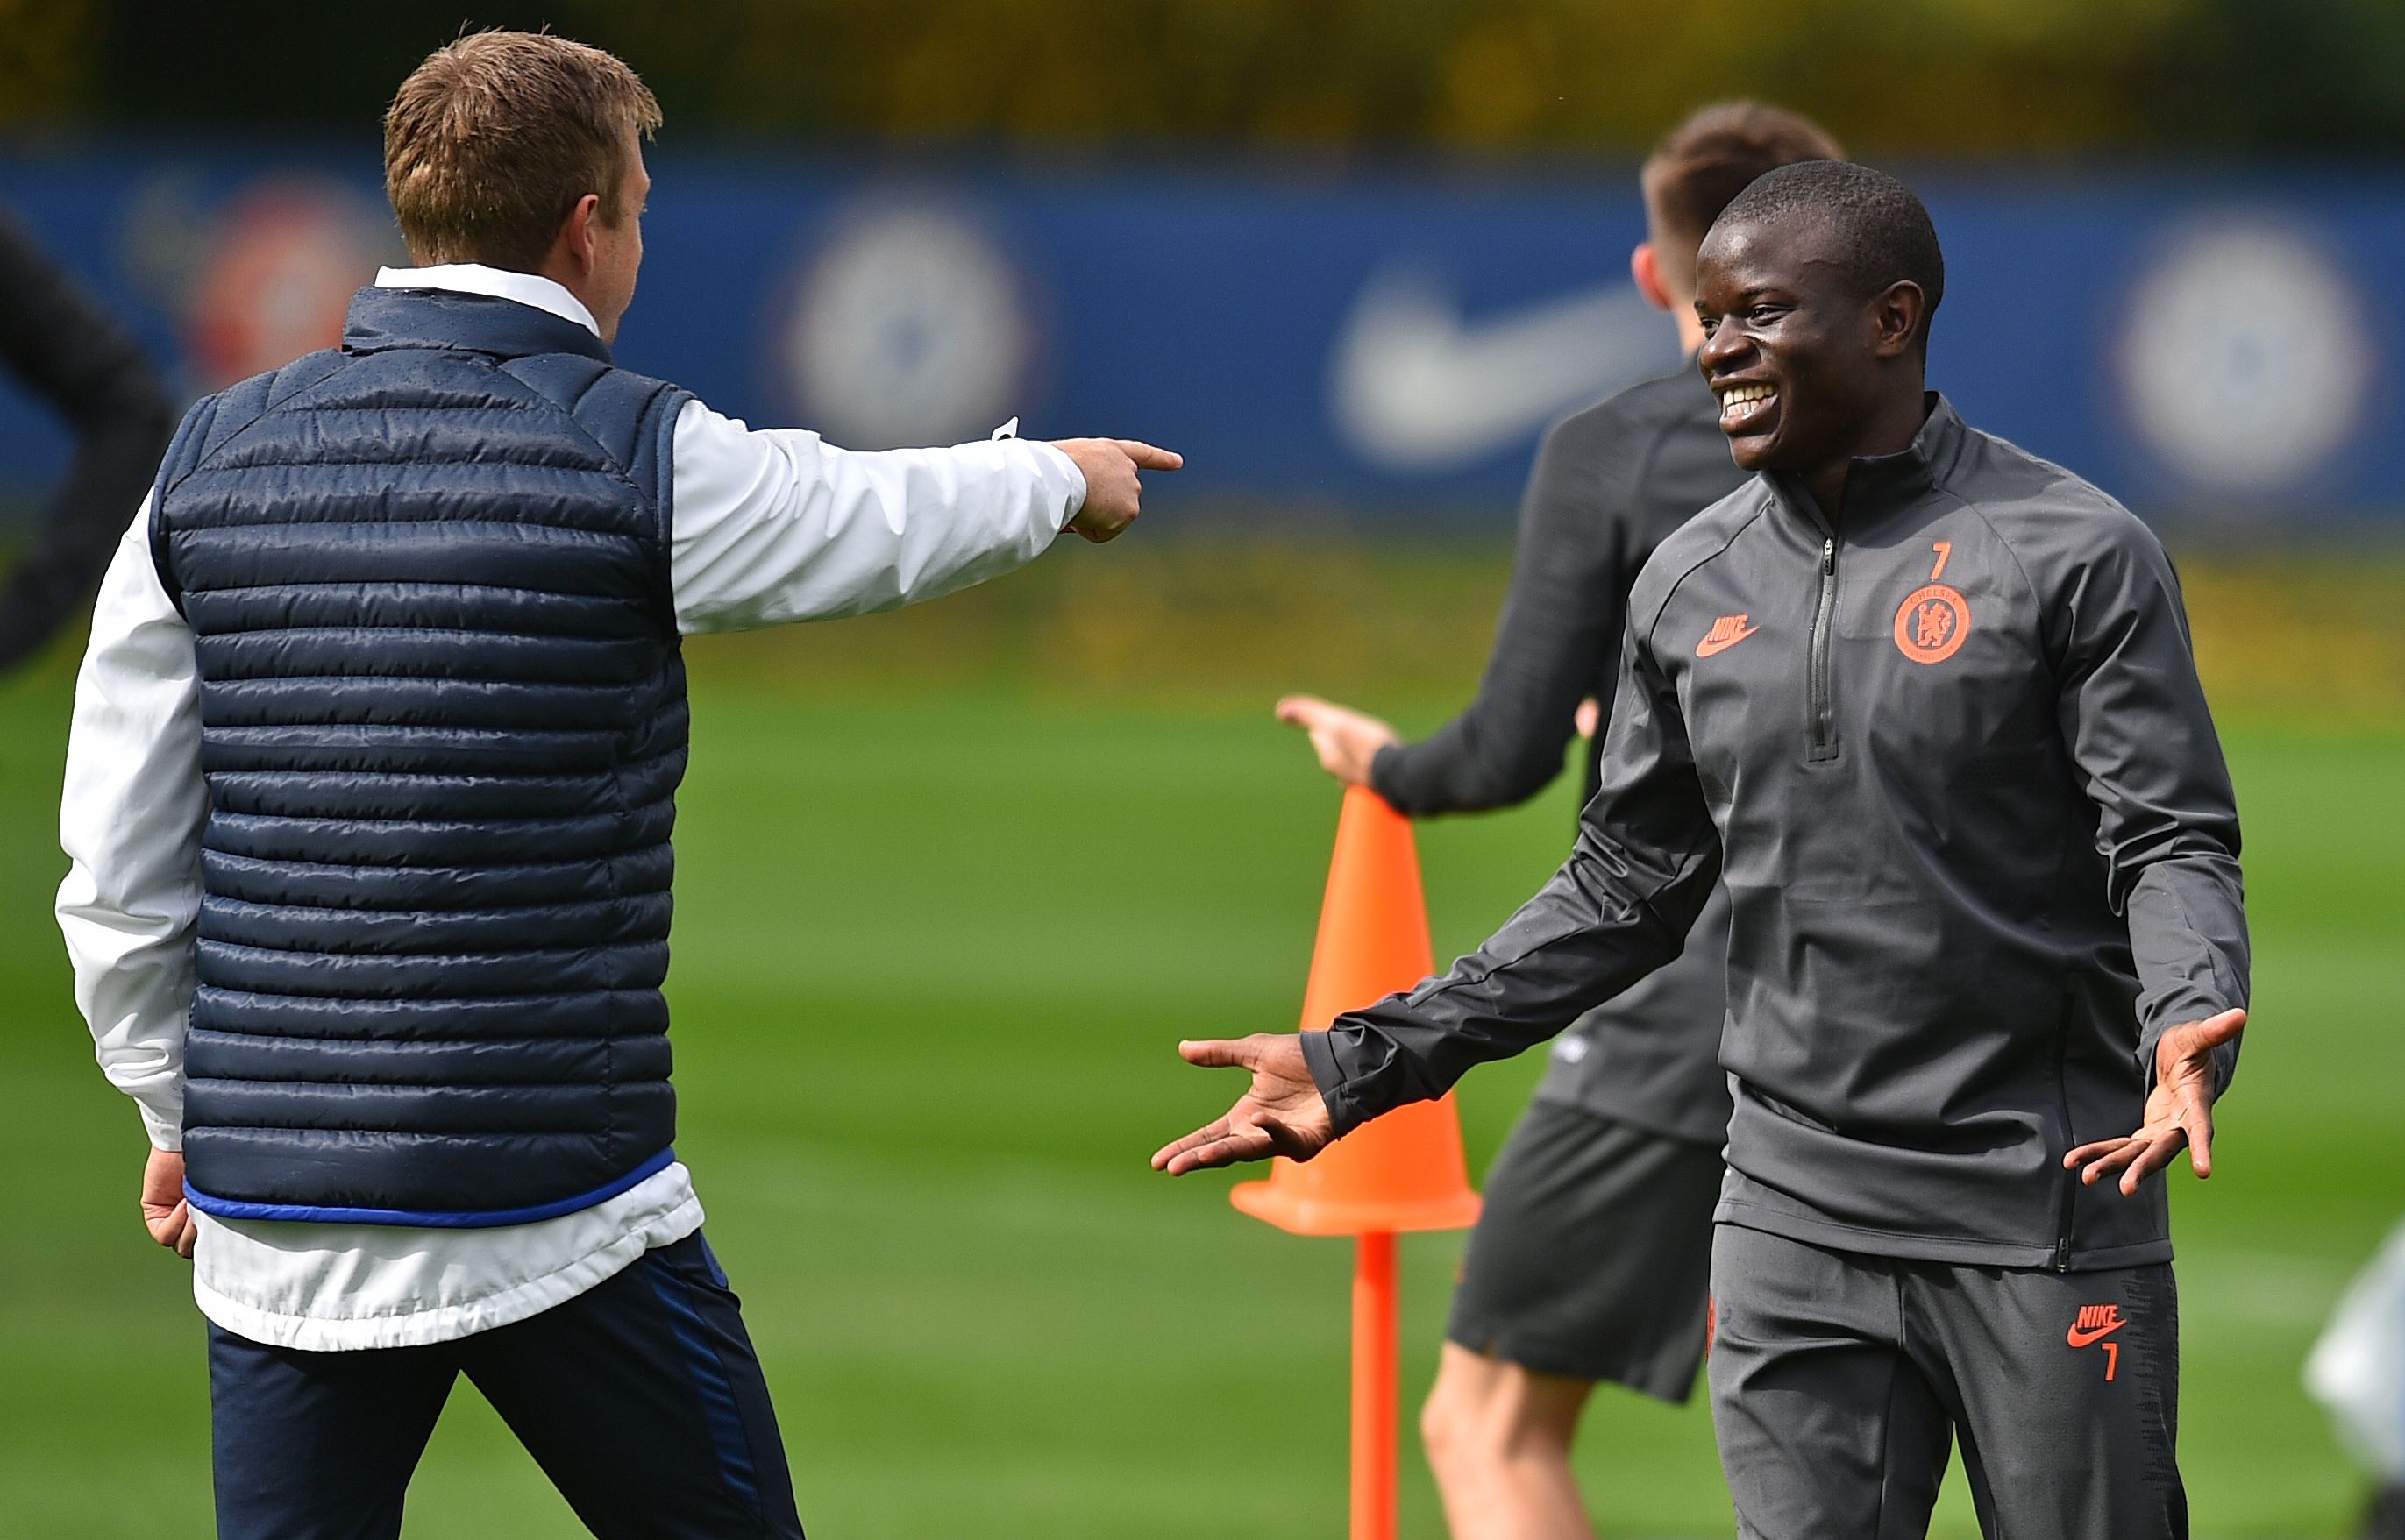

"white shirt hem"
[193, 1188, 705, 1352]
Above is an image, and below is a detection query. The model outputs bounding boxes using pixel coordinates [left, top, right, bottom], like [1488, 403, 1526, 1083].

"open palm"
[2067, 1008, 2246, 1196]
[1151, 1033, 1335, 1175]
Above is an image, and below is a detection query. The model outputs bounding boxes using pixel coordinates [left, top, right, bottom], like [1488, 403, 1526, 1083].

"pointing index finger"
[1114, 440, 1184, 471]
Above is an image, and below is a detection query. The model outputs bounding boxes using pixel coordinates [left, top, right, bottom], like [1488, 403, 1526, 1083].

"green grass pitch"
[0, 661, 2396, 1536]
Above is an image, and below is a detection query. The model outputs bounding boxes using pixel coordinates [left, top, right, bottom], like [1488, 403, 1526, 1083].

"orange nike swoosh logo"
[1695, 624, 1760, 658]
[2066, 1319, 2126, 1348]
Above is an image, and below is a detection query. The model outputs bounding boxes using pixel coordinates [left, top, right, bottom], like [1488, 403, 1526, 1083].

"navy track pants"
[209, 1232, 806, 1540]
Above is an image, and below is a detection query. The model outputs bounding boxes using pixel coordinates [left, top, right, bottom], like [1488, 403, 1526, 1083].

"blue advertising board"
[0, 142, 2397, 526]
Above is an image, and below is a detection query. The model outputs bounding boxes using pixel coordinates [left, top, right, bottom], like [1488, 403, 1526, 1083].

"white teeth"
[1718, 383, 1774, 408]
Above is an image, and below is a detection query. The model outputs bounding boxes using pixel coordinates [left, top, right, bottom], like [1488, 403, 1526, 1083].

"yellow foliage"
[542, 0, 2225, 156]
[0, 0, 89, 124]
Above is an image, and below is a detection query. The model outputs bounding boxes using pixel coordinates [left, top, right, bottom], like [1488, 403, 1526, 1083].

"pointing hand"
[1151, 1033, 1335, 1175]
[2065, 1008, 2246, 1196]
[1052, 438, 1183, 543]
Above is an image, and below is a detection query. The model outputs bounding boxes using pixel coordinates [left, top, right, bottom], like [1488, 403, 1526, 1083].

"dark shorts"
[1446, 1100, 1725, 1401]
[1709, 1224, 2186, 1540]
[208, 1231, 806, 1540]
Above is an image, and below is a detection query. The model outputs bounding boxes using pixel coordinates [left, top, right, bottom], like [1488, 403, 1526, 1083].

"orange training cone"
[1232, 786, 1482, 1236]
[1232, 785, 1481, 1540]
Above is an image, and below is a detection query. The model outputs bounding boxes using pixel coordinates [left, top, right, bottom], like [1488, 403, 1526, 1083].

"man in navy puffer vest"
[59, 32, 1176, 1539]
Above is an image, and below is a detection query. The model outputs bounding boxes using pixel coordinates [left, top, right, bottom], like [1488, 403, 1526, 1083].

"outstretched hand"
[141, 1147, 196, 1260]
[2066, 1008, 2246, 1196]
[1273, 695, 1400, 787]
[1052, 438, 1183, 543]
[1151, 1033, 1336, 1175]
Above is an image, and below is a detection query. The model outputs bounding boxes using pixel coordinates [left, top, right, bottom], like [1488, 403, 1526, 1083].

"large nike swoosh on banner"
[1329, 265, 1682, 474]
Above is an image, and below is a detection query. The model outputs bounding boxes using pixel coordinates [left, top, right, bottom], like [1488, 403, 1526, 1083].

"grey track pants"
[1708, 1224, 2185, 1540]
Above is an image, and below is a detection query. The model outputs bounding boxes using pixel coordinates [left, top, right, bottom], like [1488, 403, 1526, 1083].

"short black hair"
[1711, 160, 1946, 347]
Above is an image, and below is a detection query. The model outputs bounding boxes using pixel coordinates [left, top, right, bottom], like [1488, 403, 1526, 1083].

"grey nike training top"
[1303, 395, 2248, 1271]
[1369, 365, 1744, 1146]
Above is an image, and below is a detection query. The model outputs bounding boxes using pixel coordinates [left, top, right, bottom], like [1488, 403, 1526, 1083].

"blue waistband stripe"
[182, 1146, 679, 1228]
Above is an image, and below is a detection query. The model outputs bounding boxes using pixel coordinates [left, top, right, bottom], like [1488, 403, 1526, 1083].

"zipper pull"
[1822, 537, 1835, 575]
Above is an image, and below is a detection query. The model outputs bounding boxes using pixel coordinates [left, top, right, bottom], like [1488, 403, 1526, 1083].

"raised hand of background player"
[1051, 438, 1182, 543]
[1151, 1033, 1334, 1175]
[1274, 694, 1400, 786]
[2065, 1007, 2247, 1196]
[141, 1147, 197, 1260]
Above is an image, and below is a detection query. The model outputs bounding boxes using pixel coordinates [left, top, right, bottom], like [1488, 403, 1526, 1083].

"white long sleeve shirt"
[58, 264, 1085, 1351]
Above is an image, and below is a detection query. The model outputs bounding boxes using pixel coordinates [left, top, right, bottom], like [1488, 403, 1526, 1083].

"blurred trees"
[16, 0, 2405, 156]
[0, 0, 93, 125]
[571, 0, 2190, 153]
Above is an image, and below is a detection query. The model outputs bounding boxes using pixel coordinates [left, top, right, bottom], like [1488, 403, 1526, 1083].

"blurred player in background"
[0, 202, 174, 672]
[1277, 103, 1839, 1540]
[1164, 160, 2248, 1539]
[59, 32, 1174, 1539]
[2307, 1220, 2405, 1539]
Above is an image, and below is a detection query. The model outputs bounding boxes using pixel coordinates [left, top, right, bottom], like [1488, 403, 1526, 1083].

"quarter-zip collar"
[1765, 392, 1967, 533]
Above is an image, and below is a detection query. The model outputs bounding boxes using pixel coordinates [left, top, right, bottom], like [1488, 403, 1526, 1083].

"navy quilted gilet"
[155, 286, 694, 1225]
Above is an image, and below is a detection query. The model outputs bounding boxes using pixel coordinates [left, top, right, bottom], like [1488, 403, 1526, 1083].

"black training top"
[0, 202, 175, 671]
[1369, 362, 1744, 1146]
[1309, 396, 2248, 1272]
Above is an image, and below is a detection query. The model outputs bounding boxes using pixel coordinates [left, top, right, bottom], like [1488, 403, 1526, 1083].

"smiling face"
[1693, 214, 1927, 492]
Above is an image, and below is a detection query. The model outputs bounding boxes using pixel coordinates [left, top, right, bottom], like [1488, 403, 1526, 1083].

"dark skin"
[1154, 208, 2244, 1196]
[1691, 212, 1929, 518]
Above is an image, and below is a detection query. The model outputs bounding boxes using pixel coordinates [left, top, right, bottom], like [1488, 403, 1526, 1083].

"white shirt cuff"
[137, 1099, 183, 1153]
[1025, 440, 1088, 528]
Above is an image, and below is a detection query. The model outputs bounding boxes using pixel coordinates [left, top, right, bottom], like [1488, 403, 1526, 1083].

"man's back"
[62, 33, 1182, 1537]
[159, 287, 691, 1223]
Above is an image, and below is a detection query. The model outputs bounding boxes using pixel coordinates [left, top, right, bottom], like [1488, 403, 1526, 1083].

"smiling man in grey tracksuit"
[1157, 161, 2247, 1538]
[1273, 104, 1845, 1540]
